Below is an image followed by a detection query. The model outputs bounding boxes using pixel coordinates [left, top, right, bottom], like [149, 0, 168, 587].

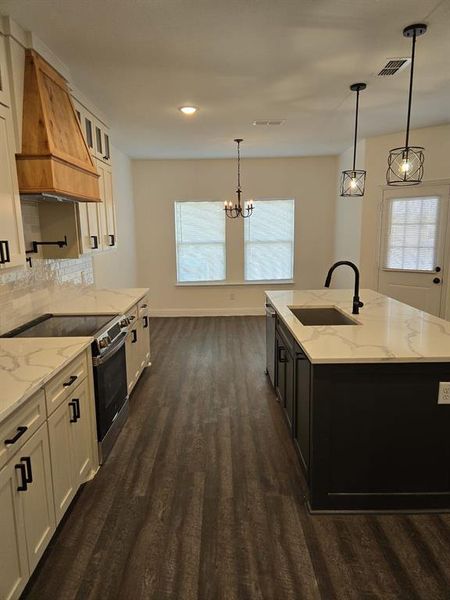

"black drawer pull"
[63, 375, 78, 387]
[5, 426, 28, 445]
[21, 456, 33, 484]
[91, 235, 98, 250]
[69, 400, 78, 423]
[143, 316, 148, 328]
[15, 463, 28, 492]
[131, 329, 138, 343]
[141, 303, 148, 309]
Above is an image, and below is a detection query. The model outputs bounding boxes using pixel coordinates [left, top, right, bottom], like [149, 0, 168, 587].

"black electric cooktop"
[2, 314, 115, 338]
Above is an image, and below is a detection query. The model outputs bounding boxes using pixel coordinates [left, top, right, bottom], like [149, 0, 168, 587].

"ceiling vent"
[378, 57, 411, 76]
[252, 119, 285, 126]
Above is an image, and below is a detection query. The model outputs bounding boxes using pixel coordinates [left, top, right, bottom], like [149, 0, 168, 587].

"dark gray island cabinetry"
[265, 289, 450, 513]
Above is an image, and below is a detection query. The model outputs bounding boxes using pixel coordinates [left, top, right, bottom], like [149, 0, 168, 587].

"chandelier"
[224, 138, 254, 218]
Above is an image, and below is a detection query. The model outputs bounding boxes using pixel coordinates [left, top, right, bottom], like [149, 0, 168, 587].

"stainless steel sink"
[289, 307, 360, 326]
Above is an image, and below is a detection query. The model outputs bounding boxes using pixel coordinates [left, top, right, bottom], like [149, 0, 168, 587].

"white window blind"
[244, 199, 295, 281]
[384, 196, 440, 271]
[175, 201, 226, 282]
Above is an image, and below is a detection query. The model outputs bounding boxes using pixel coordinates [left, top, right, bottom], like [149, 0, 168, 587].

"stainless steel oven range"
[2, 313, 131, 463]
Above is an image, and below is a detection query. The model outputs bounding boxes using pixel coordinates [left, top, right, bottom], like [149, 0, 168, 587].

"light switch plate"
[438, 382, 450, 404]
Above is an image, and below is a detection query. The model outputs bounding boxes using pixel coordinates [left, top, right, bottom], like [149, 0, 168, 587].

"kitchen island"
[265, 289, 450, 512]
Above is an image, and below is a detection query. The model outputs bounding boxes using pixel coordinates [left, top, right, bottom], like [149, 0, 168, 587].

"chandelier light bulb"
[401, 159, 411, 173]
[350, 178, 357, 189]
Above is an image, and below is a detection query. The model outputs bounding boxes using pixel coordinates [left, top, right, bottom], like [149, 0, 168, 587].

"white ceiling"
[1, 0, 449, 158]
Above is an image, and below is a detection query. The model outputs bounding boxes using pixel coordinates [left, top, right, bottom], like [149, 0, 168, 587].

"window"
[384, 196, 440, 271]
[175, 201, 226, 282]
[244, 199, 295, 281]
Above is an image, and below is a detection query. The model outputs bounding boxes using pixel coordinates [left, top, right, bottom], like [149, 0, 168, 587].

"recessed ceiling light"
[179, 106, 198, 115]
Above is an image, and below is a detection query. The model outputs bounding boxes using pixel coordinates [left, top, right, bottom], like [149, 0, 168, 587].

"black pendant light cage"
[387, 24, 427, 186]
[225, 138, 254, 219]
[340, 83, 367, 197]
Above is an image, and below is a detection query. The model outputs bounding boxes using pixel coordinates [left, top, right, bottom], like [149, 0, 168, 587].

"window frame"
[174, 199, 227, 284]
[243, 197, 296, 283]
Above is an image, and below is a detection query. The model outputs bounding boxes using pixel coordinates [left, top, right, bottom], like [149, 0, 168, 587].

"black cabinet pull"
[63, 375, 78, 387]
[278, 347, 288, 363]
[74, 398, 81, 420]
[141, 303, 148, 309]
[91, 235, 98, 250]
[433, 277, 441, 284]
[69, 400, 78, 423]
[0, 240, 10, 264]
[108, 234, 115, 247]
[143, 316, 148, 328]
[15, 463, 28, 492]
[21, 456, 33, 484]
[5, 426, 28, 445]
[435, 266, 441, 272]
[131, 329, 137, 343]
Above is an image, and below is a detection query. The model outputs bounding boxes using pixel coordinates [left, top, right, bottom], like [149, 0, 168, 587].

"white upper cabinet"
[0, 103, 25, 269]
[0, 34, 11, 108]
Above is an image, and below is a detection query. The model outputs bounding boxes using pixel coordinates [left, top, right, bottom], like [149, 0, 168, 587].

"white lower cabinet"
[0, 423, 55, 600]
[48, 378, 92, 524]
[126, 296, 151, 395]
[20, 426, 55, 573]
[0, 349, 98, 597]
[0, 458, 28, 600]
[48, 399, 76, 524]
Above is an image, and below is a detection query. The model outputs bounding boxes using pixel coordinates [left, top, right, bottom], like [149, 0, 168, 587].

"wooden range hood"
[16, 49, 100, 203]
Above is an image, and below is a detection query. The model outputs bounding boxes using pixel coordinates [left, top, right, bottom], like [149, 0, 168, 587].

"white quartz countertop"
[49, 287, 149, 316]
[266, 289, 450, 364]
[0, 337, 92, 423]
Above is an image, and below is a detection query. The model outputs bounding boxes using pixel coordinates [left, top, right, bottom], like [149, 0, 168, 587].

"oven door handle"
[92, 332, 127, 366]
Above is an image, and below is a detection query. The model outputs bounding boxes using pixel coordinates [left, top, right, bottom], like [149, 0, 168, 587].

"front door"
[378, 185, 450, 317]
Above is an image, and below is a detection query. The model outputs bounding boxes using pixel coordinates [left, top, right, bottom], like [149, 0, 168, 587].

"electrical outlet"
[438, 382, 450, 404]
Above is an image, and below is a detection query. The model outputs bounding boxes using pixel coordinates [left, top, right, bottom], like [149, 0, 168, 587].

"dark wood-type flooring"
[23, 317, 450, 599]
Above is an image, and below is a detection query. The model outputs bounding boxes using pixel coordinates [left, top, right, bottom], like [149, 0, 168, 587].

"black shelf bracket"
[26, 235, 68, 255]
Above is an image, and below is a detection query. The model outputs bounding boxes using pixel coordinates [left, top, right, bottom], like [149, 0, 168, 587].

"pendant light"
[340, 83, 367, 197]
[224, 138, 254, 219]
[386, 23, 427, 186]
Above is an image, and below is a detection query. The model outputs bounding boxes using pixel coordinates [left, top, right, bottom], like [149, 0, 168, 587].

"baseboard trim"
[149, 307, 265, 317]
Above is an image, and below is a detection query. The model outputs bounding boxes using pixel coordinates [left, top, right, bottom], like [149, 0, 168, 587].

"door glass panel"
[85, 118, 93, 148]
[104, 133, 110, 159]
[384, 197, 439, 271]
[96, 126, 103, 154]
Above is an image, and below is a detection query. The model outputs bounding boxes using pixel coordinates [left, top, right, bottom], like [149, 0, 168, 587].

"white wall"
[93, 146, 138, 288]
[333, 141, 365, 288]
[132, 156, 337, 315]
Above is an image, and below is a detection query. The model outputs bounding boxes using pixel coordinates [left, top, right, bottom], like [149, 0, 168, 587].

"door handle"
[0, 240, 10, 264]
[20, 457, 33, 484]
[143, 316, 148, 328]
[91, 235, 99, 250]
[74, 398, 81, 420]
[108, 234, 115, 247]
[131, 329, 138, 343]
[278, 347, 288, 363]
[69, 400, 78, 423]
[433, 277, 441, 284]
[15, 463, 28, 492]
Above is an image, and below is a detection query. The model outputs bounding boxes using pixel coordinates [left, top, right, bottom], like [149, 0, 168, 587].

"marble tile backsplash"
[0, 201, 94, 335]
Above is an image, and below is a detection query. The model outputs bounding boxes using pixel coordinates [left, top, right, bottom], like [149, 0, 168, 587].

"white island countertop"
[49, 287, 149, 316]
[0, 337, 92, 422]
[266, 288, 450, 364]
